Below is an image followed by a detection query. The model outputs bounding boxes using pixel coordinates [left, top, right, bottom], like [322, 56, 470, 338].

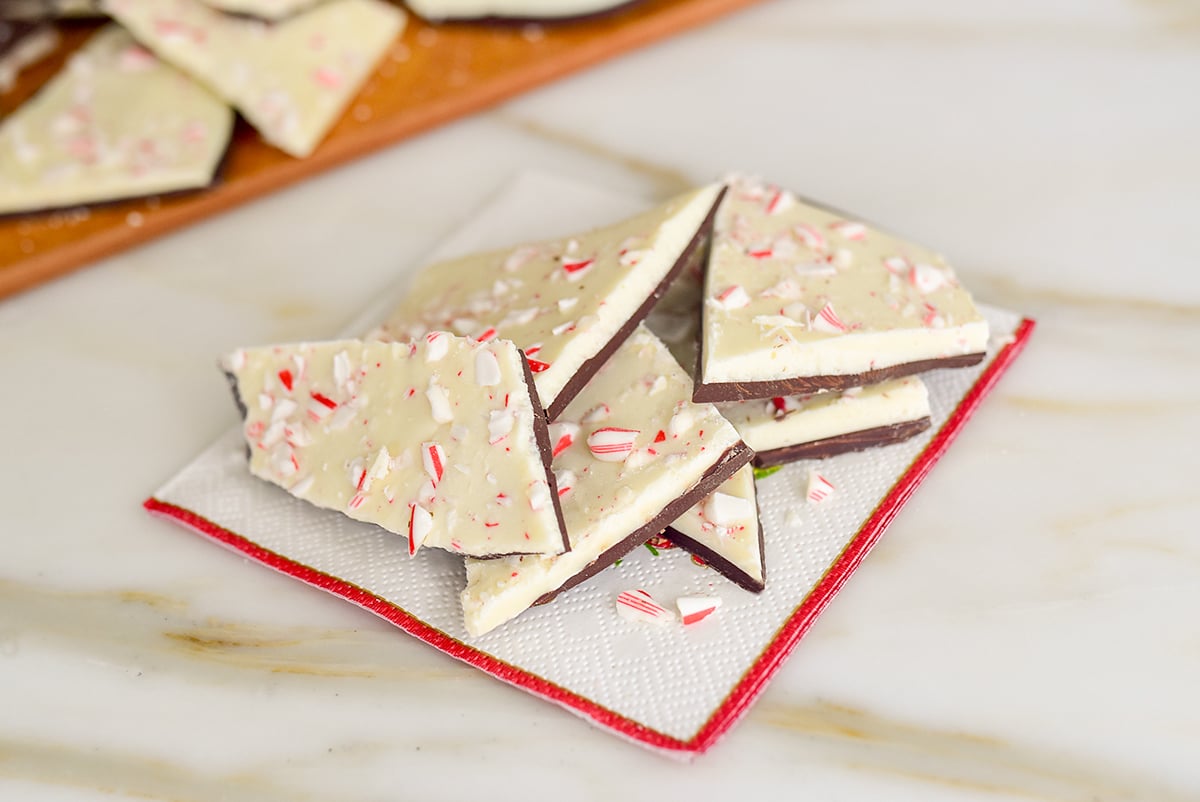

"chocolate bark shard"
[198, 0, 326, 21]
[460, 325, 751, 637]
[0, 25, 233, 215]
[753, 417, 932, 468]
[221, 336, 569, 558]
[374, 184, 724, 420]
[695, 174, 990, 401]
[662, 463, 764, 593]
[717, 376, 933, 464]
[102, 0, 405, 158]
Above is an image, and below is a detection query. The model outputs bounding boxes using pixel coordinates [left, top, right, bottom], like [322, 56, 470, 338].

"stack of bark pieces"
[222, 174, 989, 636]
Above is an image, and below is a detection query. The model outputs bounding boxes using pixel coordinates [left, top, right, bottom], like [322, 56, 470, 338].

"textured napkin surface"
[153, 172, 1025, 747]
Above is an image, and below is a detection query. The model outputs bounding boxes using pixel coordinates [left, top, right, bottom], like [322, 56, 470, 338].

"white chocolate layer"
[375, 184, 722, 415]
[223, 337, 566, 558]
[461, 326, 744, 636]
[406, 0, 633, 20]
[666, 464, 763, 591]
[717, 377, 930, 455]
[700, 175, 989, 389]
[103, 0, 404, 157]
[0, 25, 232, 214]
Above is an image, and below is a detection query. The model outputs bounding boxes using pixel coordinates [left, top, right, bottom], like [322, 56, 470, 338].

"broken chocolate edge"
[519, 349, 572, 556]
[691, 351, 986, 403]
[530, 438, 754, 605]
[545, 185, 727, 421]
[662, 502, 766, 594]
[752, 416, 933, 468]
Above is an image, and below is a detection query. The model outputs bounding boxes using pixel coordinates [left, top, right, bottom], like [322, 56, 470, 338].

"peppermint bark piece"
[460, 326, 751, 637]
[375, 184, 724, 420]
[719, 378, 932, 467]
[663, 464, 764, 593]
[221, 336, 568, 558]
[694, 174, 989, 402]
[102, 0, 404, 158]
[0, 26, 232, 215]
[406, 0, 640, 22]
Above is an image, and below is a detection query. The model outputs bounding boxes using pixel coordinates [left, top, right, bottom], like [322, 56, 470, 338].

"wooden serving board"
[0, 0, 762, 300]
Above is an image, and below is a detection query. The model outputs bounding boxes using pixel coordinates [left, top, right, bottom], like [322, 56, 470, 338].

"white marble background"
[2, 0, 1198, 799]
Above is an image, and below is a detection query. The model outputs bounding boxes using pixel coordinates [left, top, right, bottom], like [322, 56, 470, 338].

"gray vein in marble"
[753, 700, 1198, 802]
[0, 578, 472, 683]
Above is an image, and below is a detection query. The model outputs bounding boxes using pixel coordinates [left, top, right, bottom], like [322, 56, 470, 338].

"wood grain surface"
[0, 0, 762, 300]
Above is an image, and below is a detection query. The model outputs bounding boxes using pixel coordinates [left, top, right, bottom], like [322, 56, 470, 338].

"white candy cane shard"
[425, 331, 449, 362]
[408, 504, 433, 556]
[587, 427, 639, 462]
[554, 469, 576, 498]
[830, 220, 868, 241]
[811, 303, 848, 334]
[421, 442, 445, 486]
[426, 381, 453, 423]
[527, 479, 551, 512]
[714, 285, 750, 310]
[615, 589, 674, 626]
[488, 409, 515, 444]
[764, 188, 795, 215]
[548, 422, 581, 458]
[910, 263, 948, 294]
[703, 492, 756, 526]
[581, 403, 611, 423]
[677, 596, 722, 626]
[795, 223, 827, 252]
[807, 471, 835, 504]
[475, 348, 502, 386]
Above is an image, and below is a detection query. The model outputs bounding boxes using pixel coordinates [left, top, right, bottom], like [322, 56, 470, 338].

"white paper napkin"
[148, 172, 1033, 756]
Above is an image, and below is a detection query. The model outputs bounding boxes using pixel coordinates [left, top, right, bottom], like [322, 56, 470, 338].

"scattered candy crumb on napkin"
[146, 172, 1033, 756]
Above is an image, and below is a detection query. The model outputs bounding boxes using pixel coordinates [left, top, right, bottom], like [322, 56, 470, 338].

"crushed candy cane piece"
[807, 471, 835, 504]
[408, 504, 433, 556]
[548, 422, 580, 458]
[703, 492, 756, 526]
[677, 596, 722, 626]
[475, 349, 502, 386]
[830, 220, 868, 240]
[587, 427, 639, 462]
[421, 442, 445, 485]
[561, 256, 595, 280]
[582, 403, 611, 423]
[425, 331, 449, 361]
[811, 303, 848, 334]
[615, 589, 674, 625]
[910, 263, 948, 294]
[488, 409, 515, 444]
[425, 381, 453, 423]
[714, 285, 750, 309]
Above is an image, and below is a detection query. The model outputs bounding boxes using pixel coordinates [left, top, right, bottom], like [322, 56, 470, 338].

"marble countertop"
[3, 0, 1198, 799]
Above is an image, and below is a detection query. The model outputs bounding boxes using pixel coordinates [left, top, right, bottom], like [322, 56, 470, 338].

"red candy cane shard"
[310, 391, 337, 410]
[561, 257, 595, 280]
[654, 430, 666, 443]
[422, 442, 445, 486]
[812, 303, 848, 334]
[527, 359, 551, 373]
[677, 596, 722, 626]
[587, 427, 639, 462]
[765, 188, 794, 215]
[277, 369, 294, 392]
[475, 327, 498, 344]
[548, 422, 580, 458]
[408, 504, 433, 556]
[807, 470, 835, 504]
[615, 590, 674, 626]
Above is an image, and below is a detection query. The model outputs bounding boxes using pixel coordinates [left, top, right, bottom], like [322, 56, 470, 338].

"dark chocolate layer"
[531, 438, 754, 605]
[662, 509, 765, 593]
[692, 352, 986, 403]
[753, 416, 932, 468]
[517, 349, 572, 556]
[547, 186, 726, 421]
